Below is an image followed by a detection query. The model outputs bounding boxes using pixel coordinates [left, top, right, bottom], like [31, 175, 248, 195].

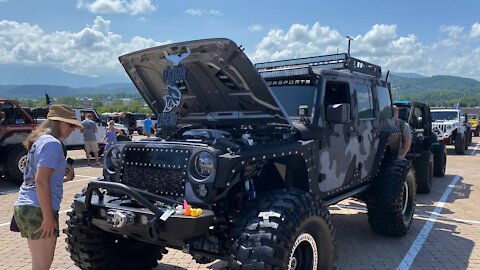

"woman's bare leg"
[27, 237, 57, 270]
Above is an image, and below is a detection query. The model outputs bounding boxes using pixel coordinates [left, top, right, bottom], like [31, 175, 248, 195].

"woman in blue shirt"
[13, 104, 82, 270]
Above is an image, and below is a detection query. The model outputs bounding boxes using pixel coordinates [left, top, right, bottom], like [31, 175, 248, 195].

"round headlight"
[195, 151, 215, 178]
[106, 146, 122, 172]
[446, 125, 453, 130]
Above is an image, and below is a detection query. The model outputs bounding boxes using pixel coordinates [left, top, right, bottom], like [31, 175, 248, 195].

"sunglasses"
[68, 123, 76, 128]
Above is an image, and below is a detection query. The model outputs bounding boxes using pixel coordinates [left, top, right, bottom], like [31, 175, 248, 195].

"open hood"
[119, 38, 289, 126]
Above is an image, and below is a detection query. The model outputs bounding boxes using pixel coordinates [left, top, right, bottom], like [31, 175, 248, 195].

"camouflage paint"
[318, 77, 380, 192]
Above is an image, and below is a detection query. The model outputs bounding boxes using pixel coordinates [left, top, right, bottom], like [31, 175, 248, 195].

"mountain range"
[0, 64, 479, 106]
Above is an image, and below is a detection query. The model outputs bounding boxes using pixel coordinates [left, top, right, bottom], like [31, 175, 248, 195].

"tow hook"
[107, 210, 135, 228]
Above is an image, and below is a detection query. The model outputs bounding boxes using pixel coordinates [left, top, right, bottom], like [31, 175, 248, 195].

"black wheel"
[454, 133, 465, 155]
[228, 188, 335, 270]
[6, 145, 28, 185]
[65, 210, 161, 270]
[414, 151, 433, 194]
[474, 129, 479, 137]
[432, 143, 447, 177]
[366, 159, 416, 237]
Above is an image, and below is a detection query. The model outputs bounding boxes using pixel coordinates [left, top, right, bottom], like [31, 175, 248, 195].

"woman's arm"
[34, 166, 57, 238]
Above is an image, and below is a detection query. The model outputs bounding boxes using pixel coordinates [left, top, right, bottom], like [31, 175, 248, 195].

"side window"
[355, 84, 374, 119]
[413, 107, 423, 129]
[376, 86, 392, 121]
[324, 81, 350, 114]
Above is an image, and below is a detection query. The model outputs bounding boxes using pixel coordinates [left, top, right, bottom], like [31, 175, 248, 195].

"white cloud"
[76, 0, 156, 15]
[247, 24, 263, 32]
[0, 16, 168, 77]
[439, 25, 464, 38]
[470, 23, 480, 39]
[252, 22, 343, 62]
[250, 22, 480, 80]
[185, 9, 221, 16]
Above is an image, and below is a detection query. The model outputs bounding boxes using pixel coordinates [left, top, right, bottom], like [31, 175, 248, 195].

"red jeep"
[0, 99, 37, 184]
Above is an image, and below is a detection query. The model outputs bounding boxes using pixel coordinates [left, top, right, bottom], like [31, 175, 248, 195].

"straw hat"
[47, 104, 83, 128]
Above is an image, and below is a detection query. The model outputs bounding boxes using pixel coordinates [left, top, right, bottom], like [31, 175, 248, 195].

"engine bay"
[165, 124, 297, 152]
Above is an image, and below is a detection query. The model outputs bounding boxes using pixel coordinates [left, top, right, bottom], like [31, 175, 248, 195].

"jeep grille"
[433, 124, 447, 133]
[120, 146, 190, 197]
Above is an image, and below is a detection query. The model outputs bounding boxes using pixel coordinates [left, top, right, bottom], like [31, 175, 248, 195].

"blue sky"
[1, 0, 480, 82]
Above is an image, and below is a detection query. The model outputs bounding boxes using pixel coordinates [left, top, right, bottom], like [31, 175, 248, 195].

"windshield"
[398, 107, 410, 122]
[431, 111, 458, 121]
[270, 85, 317, 117]
[468, 115, 478, 120]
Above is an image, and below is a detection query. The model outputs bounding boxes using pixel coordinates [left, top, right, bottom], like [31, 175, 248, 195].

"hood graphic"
[118, 38, 289, 126]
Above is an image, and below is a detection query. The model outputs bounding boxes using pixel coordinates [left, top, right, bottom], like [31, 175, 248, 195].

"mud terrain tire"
[65, 210, 161, 270]
[228, 188, 335, 270]
[454, 133, 465, 155]
[367, 159, 416, 237]
[6, 145, 28, 185]
[432, 143, 447, 177]
[414, 151, 433, 194]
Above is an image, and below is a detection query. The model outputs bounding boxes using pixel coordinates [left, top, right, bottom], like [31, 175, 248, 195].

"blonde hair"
[23, 119, 61, 150]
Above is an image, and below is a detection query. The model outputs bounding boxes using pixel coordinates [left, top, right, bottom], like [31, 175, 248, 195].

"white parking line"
[415, 213, 480, 225]
[397, 175, 462, 270]
[470, 143, 480, 155]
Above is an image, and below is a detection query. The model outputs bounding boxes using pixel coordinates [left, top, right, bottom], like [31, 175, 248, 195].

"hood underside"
[119, 38, 289, 126]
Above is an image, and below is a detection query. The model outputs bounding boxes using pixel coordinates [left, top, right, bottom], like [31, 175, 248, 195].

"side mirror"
[326, 103, 350, 123]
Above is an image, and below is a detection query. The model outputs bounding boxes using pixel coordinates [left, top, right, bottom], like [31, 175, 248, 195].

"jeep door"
[318, 77, 374, 193]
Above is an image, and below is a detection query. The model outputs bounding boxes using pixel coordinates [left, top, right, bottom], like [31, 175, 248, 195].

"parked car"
[393, 100, 447, 193]
[65, 38, 416, 269]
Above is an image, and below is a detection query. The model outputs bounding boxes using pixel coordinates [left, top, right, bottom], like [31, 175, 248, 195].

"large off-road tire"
[65, 210, 162, 270]
[432, 143, 447, 177]
[414, 151, 433, 194]
[6, 145, 28, 185]
[454, 133, 465, 155]
[366, 159, 416, 237]
[228, 188, 335, 270]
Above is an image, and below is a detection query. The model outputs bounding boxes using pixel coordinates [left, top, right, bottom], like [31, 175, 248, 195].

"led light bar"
[255, 53, 382, 78]
[258, 67, 310, 78]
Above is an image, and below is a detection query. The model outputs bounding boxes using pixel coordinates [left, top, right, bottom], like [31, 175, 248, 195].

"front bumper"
[73, 181, 214, 248]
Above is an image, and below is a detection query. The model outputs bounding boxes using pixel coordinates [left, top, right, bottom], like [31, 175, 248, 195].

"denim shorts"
[13, 205, 59, 240]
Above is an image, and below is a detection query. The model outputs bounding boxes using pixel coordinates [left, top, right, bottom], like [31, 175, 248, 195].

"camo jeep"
[393, 100, 447, 194]
[65, 38, 416, 270]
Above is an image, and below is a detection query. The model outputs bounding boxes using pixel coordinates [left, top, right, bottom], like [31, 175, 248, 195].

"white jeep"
[431, 109, 470, 154]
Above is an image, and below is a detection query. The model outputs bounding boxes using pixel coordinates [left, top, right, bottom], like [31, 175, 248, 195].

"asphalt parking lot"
[1, 136, 480, 270]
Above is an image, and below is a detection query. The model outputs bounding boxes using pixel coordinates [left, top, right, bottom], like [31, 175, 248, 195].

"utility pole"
[345, 36, 354, 56]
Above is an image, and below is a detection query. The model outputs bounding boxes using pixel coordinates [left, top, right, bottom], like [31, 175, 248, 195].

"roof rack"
[255, 53, 382, 78]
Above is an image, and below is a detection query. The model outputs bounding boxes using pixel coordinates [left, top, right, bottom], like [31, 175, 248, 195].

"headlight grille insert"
[120, 146, 190, 197]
